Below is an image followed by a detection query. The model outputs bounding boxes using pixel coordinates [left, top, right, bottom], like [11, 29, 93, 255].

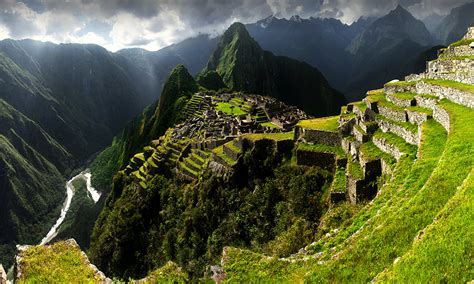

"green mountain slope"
[0, 39, 169, 267]
[85, 26, 474, 282]
[202, 23, 346, 116]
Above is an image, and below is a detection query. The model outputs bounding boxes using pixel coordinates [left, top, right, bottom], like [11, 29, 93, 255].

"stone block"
[302, 129, 341, 147]
[416, 81, 474, 109]
[433, 105, 451, 133]
[377, 119, 419, 145]
[378, 105, 407, 123]
[384, 83, 416, 95]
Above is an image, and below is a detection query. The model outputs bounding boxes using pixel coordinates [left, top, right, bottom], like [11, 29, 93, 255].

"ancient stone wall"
[406, 109, 431, 125]
[373, 136, 403, 160]
[223, 145, 240, 160]
[377, 119, 419, 145]
[427, 58, 473, 74]
[433, 105, 451, 133]
[416, 81, 474, 109]
[384, 83, 416, 95]
[415, 95, 438, 109]
[296, 150, 336, 170]
[378, 106, 407, 123]
[386, 94, 415, 107]
[301, 129, 341, 147]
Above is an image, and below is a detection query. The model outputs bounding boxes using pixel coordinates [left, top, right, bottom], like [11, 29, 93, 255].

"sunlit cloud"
[0, 0, 470, 52]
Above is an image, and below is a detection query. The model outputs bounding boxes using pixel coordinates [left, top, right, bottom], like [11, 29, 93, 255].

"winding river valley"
[40, 170, 101, 245]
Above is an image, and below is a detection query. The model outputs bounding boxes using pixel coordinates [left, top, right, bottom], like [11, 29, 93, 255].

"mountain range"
[0, 0, 473, 269]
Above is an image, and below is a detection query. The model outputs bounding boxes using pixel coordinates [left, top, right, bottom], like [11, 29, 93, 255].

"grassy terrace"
[222, 114, 452, 282]
[449, 38, 474, 47]
[375, 114, 418, 134]
[416, 93, 439, 100]
[347, 158, 364, 180]
[359, 141, 396, 166]
[242, 132, 294, 141]
[351, 101, 368, 113]
[212, 145, 237, 166]
[367, 88, 384, 96]
[380, 168, 474, 282]
[365, 91, 386, 103]
[423, 79, 474, 94]
[296, 116, 339, 132]
[216, 102, 247, 116]
[387, 92, 416, 100]
[406, 106, 433, 118]
[331, 166, 347, 193]
[16, 241, 100, 282]
[297, 143, 345, 158]
[180, 161, 198, 177]
[373, 130, 418, 158]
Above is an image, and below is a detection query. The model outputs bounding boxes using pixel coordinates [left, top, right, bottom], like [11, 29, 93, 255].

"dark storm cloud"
[0, 0, 472, 51]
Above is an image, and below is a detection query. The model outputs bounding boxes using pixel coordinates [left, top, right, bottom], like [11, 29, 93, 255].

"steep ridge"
[345, 5, 434, 100]
[436, 2, 474, 45]
[0, 39, 163, 267]
[218, 26, 474, 283]
[202, 23, 346, 116]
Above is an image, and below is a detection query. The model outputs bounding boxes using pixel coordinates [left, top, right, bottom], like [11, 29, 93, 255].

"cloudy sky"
[0, 0, 471, 52]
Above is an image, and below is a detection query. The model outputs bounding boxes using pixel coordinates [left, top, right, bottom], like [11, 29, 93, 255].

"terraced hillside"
[219, 27, 474, 283]
[8, 28, 472, 283]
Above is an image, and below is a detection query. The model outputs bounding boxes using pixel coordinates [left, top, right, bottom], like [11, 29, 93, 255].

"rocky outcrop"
[0, 265, 6, 284]
[14, 239, 111, 283]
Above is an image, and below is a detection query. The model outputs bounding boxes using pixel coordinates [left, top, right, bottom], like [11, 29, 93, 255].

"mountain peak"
[222, 22, 251, 41]
[390, 4, 410, 16]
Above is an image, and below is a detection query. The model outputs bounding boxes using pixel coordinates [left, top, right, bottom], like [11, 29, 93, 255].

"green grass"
[331, 166, 347, 193]
[297, 143, 345, 158]
[423, 79, 474, 94]
[180, 162, 199, 176]
[449, 38, 474, 47]
[212, 145, 237, 166]
[373, 130, 418, 157]
[296, 116, 339, 132]
[242, 132, 294, 141]
[375, 114, 419, 134]
[215, 102, 247, 116]
[261, 122, 280, 128]
[359, 142, 396, 166]
[416, 93, 438, 100]
[388, 92, 416, 100]
[351, 101, 368, 113]
[17, 241, 100, 282]
[365, 91, 386, 103]
[225, 140, 241, 154]
[347, 158, 364, 180]
[406, 106, 433, 116]
[367, 89, 384, 96]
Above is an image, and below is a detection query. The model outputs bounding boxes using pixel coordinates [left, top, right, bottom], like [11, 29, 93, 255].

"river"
[40, 169, 101, 245]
